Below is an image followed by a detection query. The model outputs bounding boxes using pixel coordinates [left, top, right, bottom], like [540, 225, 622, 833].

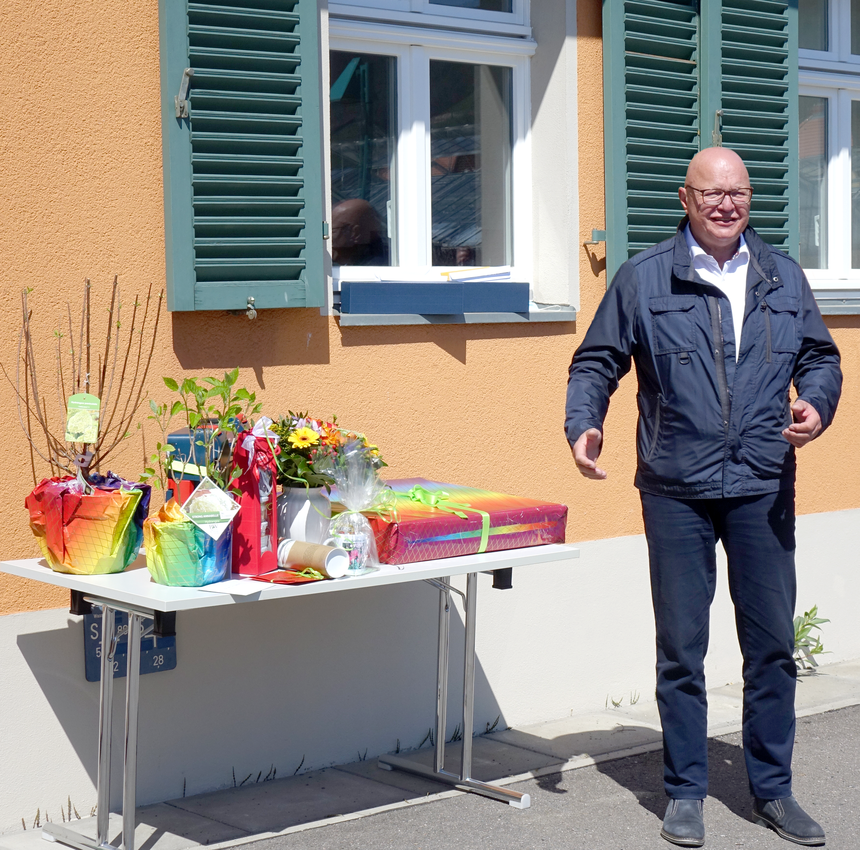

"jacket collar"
[671, 217, 782, 294]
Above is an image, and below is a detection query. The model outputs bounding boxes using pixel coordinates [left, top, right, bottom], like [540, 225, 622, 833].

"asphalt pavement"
[3, 659, 859, 850]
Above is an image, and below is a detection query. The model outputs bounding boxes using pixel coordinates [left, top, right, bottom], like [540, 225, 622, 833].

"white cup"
[277, 538, 350, 579]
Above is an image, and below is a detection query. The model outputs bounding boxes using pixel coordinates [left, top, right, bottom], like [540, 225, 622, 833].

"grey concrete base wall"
[1, 507, 857, 833]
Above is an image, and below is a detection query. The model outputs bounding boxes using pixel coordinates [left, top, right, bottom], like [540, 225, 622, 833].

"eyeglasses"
[685, 186, 753, 207]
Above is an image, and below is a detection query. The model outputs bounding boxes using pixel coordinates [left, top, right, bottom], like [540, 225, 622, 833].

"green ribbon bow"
[407, 485, 490, 554]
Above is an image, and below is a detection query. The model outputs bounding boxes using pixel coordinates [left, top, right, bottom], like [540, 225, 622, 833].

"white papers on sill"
[333, 266, 512, 285]
[442, 267, 512, 282]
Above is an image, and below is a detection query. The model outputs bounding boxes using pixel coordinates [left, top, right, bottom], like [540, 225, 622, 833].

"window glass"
[430, 0, 513, 11]
[429, 62, 512, 266]
[330, 52, 397, 267]
[799, 0, 828, 51]
[799, 96, 828, 270]
[852, 101, 860, 267]
[853, 0, 860, 54]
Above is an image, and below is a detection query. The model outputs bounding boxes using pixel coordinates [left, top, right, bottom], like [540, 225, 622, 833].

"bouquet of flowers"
[270, 413, 383, 489]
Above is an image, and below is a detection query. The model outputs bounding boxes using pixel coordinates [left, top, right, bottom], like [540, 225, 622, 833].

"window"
[328, 2, 533, 297]
[800, 0, 860, 303]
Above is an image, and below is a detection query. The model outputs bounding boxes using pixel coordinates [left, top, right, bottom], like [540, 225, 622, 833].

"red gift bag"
[230, 422, 279, 576]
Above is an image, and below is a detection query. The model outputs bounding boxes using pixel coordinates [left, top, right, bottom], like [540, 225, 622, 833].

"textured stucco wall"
[0, 0, 856, 624]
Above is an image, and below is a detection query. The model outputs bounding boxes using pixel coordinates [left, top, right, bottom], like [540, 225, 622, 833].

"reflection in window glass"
[799, 0, 828, 51]
[329, 52, 396, 267]
[852, 102, 860, 267]
[799, 96, 828, 270]
[429, 62, 512, 266]
[431, 0, 513, 11]
[853, 0, 860, 54]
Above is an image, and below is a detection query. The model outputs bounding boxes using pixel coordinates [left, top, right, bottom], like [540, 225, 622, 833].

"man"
[565, 148, 841, 847]
[331, 198, 390, 266]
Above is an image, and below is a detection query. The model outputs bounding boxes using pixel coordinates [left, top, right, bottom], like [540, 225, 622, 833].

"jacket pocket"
[645, 393, 663, 461]
[763, 295, 801, 359]
[649, 295, 697, 355]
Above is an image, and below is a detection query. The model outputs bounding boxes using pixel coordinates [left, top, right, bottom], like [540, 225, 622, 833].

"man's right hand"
[571, 428, 607, 480]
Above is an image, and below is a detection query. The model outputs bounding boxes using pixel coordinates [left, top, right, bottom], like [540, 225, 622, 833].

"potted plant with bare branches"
[5, 278, 163, 575]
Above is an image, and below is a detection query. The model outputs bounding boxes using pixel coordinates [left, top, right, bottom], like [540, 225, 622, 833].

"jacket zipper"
[708, 295, 731, 433]
[762, 302, 772, 363]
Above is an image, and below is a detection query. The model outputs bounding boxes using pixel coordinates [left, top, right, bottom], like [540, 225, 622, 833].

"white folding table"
[0, 543, 578, 850]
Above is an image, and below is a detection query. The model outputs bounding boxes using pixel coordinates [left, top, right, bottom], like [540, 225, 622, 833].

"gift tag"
[181, 476, 240, 540]
[65, 393, 100, 443]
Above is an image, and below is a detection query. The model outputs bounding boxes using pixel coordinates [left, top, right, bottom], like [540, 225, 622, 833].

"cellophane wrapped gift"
[314, 440, 388, 572]
[25, 473, 151, 575]
[143, 500, 232, 587]
[359, 479, 568, 566]
[231, 417, 279, 576]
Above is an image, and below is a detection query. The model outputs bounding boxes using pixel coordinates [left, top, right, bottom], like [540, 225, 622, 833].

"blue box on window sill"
[339, 281, 529, 315]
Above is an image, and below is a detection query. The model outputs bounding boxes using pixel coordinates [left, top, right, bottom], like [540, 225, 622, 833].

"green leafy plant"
[140, 399, 182, 490]
[141, 369, 262, 494]
[794, 605, 830, 671]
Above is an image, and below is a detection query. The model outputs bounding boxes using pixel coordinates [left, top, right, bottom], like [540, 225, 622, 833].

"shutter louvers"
[160, 0, 324, 311]
[720, 0, 796, 252]
[604, 1, 700, 279]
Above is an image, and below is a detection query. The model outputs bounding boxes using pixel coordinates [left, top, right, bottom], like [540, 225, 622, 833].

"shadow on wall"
[14, 579, 505, 812]
[337, 320, 576, 365]
[171, 309, 332, 384]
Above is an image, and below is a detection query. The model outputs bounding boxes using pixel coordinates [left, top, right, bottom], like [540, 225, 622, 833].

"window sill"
[333, 303, 576, 326]
[813, 289, 860, 315]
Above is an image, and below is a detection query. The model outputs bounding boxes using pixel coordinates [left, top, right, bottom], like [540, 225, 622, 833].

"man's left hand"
[782, 399, 822, 448]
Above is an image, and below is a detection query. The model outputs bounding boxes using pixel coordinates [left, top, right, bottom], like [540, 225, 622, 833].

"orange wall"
[0, 0, 856, 615]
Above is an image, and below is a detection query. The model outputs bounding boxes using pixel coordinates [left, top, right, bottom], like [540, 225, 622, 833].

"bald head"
[685, 147, 750, 189]
[679, 147, 751, 266]
[331, 198, 386, 265]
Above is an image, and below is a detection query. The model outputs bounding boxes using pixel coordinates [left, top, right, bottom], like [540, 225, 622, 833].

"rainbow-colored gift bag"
[143, 500, 232, 587]
[357, 479, 567, 566]
[26, 474, 151, 575]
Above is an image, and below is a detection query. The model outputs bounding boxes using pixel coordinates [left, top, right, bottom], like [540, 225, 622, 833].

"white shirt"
[684, 225, 749, 361]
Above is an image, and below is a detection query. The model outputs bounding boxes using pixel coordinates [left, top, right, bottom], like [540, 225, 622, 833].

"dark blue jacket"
[565, 222, 842, 498]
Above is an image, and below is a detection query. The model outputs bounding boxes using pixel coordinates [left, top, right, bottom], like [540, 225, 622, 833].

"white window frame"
[330, 1, 530, 33]
[328, 16, 534, 287]
[801, 76, 860, 291]
[799, 0, 860, 70]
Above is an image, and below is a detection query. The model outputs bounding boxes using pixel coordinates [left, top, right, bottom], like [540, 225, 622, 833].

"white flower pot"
[277, 486, 331, 545]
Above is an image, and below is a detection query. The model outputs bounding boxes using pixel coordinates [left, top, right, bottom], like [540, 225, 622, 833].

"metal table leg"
[44, 602, 147, 850]
[379, 573, 530, 808]
[122, 613, 142, 850]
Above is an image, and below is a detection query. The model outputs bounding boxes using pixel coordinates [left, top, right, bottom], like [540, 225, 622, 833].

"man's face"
[678, 155, 751, 257]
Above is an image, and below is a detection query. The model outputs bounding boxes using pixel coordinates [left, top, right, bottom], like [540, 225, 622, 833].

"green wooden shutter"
[719, 0, 797, 253]
[159, 0, 324, 312]
[604, 0, 700, 279]
[603, 0, 798, 281]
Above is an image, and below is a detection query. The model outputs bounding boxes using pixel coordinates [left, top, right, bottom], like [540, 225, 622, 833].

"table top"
[0, 544, 579, 613]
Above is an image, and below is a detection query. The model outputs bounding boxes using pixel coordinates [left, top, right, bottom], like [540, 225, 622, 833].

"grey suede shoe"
[753, 796, 825, 846]
[661, 798, 705, 847]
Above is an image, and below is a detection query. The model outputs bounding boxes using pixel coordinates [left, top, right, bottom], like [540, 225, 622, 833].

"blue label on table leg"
[83, 610, 177, 682]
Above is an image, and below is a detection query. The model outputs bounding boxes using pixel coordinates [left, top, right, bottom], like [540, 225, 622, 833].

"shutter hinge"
[175, 68, 194, 118]
[322, 221, 330, 240]
[712, 110, 723, 147]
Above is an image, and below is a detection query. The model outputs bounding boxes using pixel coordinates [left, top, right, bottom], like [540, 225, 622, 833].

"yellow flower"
[288, 427, 320, 450]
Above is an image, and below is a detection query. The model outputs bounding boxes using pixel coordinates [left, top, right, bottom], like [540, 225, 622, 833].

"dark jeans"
[640, 489, 798, 800]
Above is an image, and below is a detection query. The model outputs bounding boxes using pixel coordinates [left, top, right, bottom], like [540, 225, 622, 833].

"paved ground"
[247, 707, 858, 850]
[4, 659, 860, 850]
